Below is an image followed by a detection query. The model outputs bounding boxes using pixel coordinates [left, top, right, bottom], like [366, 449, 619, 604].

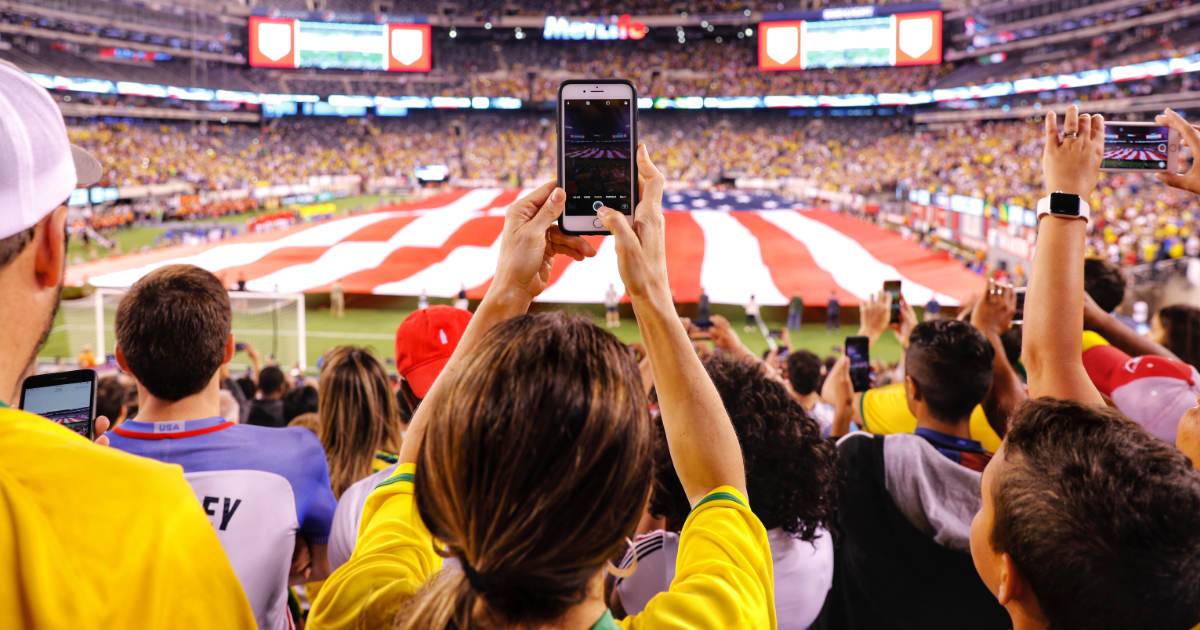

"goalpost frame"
[91, 288, 308, 371]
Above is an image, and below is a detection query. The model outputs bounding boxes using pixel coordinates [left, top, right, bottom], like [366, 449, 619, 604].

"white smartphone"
[557, 80, 637, 235]
[1101, 121, 1181, 172]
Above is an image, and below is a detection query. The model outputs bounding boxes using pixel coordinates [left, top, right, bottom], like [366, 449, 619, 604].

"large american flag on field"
[69, 188, 983, 306]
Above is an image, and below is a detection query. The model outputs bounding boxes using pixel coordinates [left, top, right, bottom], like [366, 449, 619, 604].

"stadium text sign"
[248, 17, 431, 72]
[758, 10, 942, 71]
[543, 14, 648, 41]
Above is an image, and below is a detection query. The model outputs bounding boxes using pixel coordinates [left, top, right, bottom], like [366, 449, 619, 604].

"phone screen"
[883, 280, 902, 324]
[562, 98, 633, 216]
[1102, 124, 1171, 171]
[1014, 288, 1026, 325]
[846, 336, 871, 392]
[22, 379, 95, 438]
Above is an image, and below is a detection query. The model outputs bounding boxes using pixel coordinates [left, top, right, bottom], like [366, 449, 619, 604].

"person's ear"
[115, 347, 129, 373]
[997, 551, 1023, 605]
[905, 374, 922, 402]
[224, 335, 235, 364]
[32, 207, 67, 290]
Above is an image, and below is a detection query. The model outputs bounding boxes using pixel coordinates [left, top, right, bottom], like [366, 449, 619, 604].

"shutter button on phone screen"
[592, 201, 604, 228]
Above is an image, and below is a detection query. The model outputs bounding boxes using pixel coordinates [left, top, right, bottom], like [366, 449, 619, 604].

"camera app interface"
[563, 99, 632, 216]
[1102, 124, 1170, 171]
[24, 381, 93, 437]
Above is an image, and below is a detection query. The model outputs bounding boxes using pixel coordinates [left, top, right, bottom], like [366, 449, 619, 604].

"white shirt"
[328, 465, 395, 571]
[615, 527, 833, 629]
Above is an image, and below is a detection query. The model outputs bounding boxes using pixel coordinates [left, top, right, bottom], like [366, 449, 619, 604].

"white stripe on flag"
[246, 189, 502, 293]
[691, 211, 788, 306]
[757, 211, 958, 306]
[535, 237, 625, 304]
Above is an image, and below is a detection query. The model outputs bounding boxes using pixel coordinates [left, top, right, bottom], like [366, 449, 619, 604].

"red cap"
[395, 306, 472, 399]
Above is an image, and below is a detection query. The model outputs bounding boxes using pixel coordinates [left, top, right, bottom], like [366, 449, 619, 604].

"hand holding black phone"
[845, 336, 871, 393]
[883, 280, 902, 325]
[20, 368, 98, 440]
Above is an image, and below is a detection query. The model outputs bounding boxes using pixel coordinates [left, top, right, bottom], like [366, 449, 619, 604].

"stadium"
[3, 0, 1200, 629]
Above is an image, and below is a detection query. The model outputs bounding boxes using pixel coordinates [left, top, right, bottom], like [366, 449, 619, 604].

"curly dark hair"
[1083, 257, 1127, 313]
[650, 354, 837, 541]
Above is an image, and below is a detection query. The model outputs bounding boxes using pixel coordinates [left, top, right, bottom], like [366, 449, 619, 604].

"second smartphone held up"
[557, 80, 637, 235]
[845, 336, 872, 393]
[1101, 121, 1180, 173]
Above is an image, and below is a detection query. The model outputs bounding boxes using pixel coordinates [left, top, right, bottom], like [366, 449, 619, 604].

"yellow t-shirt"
[858, 382, 1002, 453]
[310, 464, 776, 630]
[0, 406, 255, 629]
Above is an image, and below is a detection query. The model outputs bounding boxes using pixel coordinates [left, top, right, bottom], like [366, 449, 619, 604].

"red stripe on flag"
[217, 246, 330, 286]
[663, 212, 705, 302]
[800, 209, 981, 302]
[734, 213, 858, 305]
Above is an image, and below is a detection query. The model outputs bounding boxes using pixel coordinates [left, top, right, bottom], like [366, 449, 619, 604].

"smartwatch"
[1036, 192, 1090, 223]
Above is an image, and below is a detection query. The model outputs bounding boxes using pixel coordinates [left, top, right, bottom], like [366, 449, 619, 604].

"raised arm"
[601, 144, 746, 504]
[398, 182, 597, 464]
[970, 279, 1026, 437]
[1022, 106, 1105, 405]
[1157, 108, 1200, 196]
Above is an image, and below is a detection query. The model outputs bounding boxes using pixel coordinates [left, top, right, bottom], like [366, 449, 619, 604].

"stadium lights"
[449, 28, 457, 38]
[745, 28, 753, 36]
[515, 27, 525, 40]
[484, 22, 492, 30]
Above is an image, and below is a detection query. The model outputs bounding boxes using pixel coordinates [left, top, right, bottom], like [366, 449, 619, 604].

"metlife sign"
[543, 14, 648, 41]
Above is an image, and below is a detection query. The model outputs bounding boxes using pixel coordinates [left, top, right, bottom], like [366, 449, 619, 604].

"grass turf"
[42, 298, 901, 372]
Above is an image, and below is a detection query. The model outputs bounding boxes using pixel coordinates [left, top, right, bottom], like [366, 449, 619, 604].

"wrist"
[480, 285, 532, 316]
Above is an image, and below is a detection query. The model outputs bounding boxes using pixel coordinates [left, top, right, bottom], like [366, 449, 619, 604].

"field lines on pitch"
[47, 323, 395, 341]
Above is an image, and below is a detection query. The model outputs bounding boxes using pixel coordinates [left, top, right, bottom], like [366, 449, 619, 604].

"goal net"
[55, 289, 308, 371]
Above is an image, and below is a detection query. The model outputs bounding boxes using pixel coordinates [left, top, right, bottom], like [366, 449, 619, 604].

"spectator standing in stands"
[1151, 303, 1200, 371]
[0, 62, 252, 628]
[970, 106, 1200, 630]
[826, 290, 840, 330]
[614, 354, 837, 628]
[247, 365, 289, 427]
[605, 283, 621, 328]
[108, 264, 337, 630]
[418, 289, 430, 310]
[787, 294, 804, 331]
[816, 315, 1008, 628]
[327, 305, 471, 571]
[330, 280, 345, 318]
[787, 350, 836, 436]
[317, 346, 402, 498]
[744, 294, 759, 332]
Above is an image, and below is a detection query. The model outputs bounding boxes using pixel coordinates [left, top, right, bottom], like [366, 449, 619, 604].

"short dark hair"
[95, 375, 128, 422]
[258, 366, 286, 396]
[992, 398, 1200, 630]
[905, 320, 994, 422]
[1083, 258, 1126, 313]
[115, 265, 231, 401]
[0, 226, 35, 269]
[283, 384, 318, 422]
[651, 354, 837, 540]
[786, 350, 823, 395]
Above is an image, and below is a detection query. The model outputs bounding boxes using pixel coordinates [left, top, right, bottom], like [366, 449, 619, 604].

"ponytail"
[394, 567, 478, 630]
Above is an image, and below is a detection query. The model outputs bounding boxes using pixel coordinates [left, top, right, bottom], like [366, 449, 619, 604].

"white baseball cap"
[0, 61, 102, 240]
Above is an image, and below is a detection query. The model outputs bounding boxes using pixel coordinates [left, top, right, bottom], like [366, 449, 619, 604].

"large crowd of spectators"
[7, 58, 1200, 629]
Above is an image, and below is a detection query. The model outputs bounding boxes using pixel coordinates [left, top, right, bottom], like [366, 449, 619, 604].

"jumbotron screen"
[758, 10, 942, 71]
[248, 17, 431, 72]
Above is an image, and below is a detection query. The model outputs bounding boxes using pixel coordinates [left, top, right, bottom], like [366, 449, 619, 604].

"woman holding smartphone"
[309, 146, 775, 629]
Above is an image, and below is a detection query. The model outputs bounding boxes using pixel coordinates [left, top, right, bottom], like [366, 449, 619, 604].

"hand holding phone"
[883, 280, 902, 325]
[20, 368, 97, 440]
[1013, 287, 1027, 326]
[1100, 121, 1180, 173]
[845, 336, 871, 393]
[558, 80, 637, 235]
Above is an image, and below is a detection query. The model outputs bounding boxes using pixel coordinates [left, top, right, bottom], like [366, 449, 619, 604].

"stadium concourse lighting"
[484, 22, 492, 30]
[449, 28, 457, 38]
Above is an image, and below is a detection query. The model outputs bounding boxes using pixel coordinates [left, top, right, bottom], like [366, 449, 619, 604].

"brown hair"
[992, 398, 1200, 629]
[398, 312, 653, 629]
[115, 264, 231, 401]
[318, 346, 402, 497]
[1157, 304, 1200, 372]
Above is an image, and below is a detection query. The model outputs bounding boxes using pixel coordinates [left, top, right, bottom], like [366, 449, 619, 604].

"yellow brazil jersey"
[310, 464, 776, 630]
[0, 406, 255, 630]
[858, 382, 1002, 453]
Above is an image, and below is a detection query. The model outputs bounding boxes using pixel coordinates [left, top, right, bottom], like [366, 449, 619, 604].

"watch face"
[1050, 192, 1081, 216]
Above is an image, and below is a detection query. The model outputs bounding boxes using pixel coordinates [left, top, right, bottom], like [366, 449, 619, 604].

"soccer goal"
[60, 288, 308, 371]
